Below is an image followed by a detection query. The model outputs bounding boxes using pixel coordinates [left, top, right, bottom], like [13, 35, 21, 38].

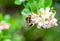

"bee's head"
[25, 15, 31, 21]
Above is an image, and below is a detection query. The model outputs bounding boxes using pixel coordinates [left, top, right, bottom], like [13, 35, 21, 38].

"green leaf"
[27, 0, 52, 12]
[0, 13, 3, 20]
[43, 28, 57, 41]
[27, 0, 38, 12]
[24, 25, 46, 41]
[15, 0, 22, 5]
[44, 0, 52, 7]
[23, 1, 30, 8]
[0, 31, 3, 41]
[0, 0, 14, 5]
[9, 18, 18, 33]
[21, 8, 31, 16]
[3, 39, 11, 41]
[4, 14, 10, 21]
[12, 35, 25, 41]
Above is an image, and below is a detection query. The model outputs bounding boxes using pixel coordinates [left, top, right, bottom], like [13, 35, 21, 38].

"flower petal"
[0, 26, 4, 30]
[46, 7, 50, 13]
[4, 23, 10, 29]
[40, 8, 44, 13]
[37, 22, 43, 28]
[43, 21, 49, 28]
[51, 14, 55, 18]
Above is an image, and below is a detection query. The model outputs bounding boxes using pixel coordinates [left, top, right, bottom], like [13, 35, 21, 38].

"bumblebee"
[25, 15, 33, 26]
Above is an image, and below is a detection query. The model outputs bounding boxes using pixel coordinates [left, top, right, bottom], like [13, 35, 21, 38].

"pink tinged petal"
[40, 8, 44, 13]
[46, 7, 50, 13]
[31, 12, 37, 17]
[41, 14, 46, 19]
[43, 21, 49, 28]
[52, 18, 57, 23]
[45, 12, 52, 18]
[54, 23, 58, 26]
[37, 22, 43, 28]
[4, 24, 10, 29]
[35, 17, 40, 23]
[37, 25, 41, 29]
[43, 25, 47, 28]
[32, 12, 36, 15]
[31, 16, 40, 24]
[47, 12, 53, 17]
[51, 23, 58, 26]
[47, 12, 52, 16]
[48, 24, 51, 27]
[0, 26, 4, 30]
[31, 18, 37, 23]
[50, 18, 58, 26]
[45, 13, 50, 18]
[41, 13, 50, 19]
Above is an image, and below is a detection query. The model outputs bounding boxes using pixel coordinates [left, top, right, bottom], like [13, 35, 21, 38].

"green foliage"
[15, 0, 52, 13]
[15, 0, 22, 5]
[21, 8, 31, 16]
[4, 14, 10, 21]
[12, 35, 25, 41]
[0, 13, 25, 41]
[25, 0, 52, 12]
[24, 25, 46, 41]
[0, 13, 3, 20]
[0, 0, 14, 5]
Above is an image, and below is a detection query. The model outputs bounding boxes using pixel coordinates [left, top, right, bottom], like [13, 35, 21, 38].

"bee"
[25, 13, 40, 26]
[25, 15, 33, 26]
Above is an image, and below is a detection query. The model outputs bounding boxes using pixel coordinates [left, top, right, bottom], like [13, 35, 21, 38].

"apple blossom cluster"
[26, 7, 58, 29]
[0, 21, 10, 30]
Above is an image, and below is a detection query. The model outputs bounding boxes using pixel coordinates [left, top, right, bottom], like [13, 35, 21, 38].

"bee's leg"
[28, 23, 33, 26]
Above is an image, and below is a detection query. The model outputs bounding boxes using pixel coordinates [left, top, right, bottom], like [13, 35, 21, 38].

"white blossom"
[46, 7, 50, 13]
[4, 23, 10, 29]
[31, 12, 40, 24]
[0, 26, 4, 30]
[26, 7, 58, 29]
[0, 21, 10, 30]
[40, 7, 53, 19]
[40, 8, 44, 13]
[43, 21, 49, 28]
[37, 22, 43, 28]
[50, 18, 58, 26]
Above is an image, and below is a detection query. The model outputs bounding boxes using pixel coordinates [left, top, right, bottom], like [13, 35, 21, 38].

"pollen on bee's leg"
[29, 24, 33, 26]
[28, 23, 32, 25]
[28, 23, 33, 26]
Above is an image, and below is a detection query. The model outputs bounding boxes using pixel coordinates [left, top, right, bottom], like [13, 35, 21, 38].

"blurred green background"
[0, 0, 60, 41]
